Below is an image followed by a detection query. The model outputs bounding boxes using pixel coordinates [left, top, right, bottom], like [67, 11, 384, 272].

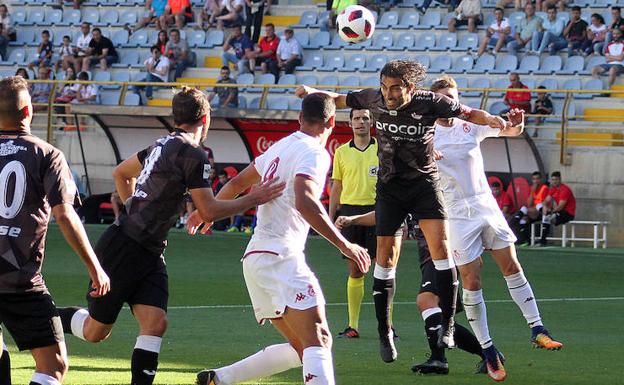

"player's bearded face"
[381, 76, 413, 110]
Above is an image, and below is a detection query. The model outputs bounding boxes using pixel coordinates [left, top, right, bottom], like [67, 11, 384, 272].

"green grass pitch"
[5, 225, 624, 384]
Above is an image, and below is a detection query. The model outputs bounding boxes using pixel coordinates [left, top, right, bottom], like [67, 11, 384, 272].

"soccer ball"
[336, 5, 376, 44]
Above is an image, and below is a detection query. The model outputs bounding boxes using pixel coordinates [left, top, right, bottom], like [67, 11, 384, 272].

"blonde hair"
[430, 75, 458, 93]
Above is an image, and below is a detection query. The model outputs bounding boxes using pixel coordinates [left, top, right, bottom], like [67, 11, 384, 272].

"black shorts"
[0, 292, 64, 351]
[376, 177, 447, 236]
[339, 204, 376, 259]
[553, 211, 574, 226]
[418, 262, 464, 314]
[87, 225, 169, 325]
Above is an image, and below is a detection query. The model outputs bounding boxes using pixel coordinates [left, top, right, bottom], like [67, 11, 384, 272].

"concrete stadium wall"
[536, 143, 624, 247]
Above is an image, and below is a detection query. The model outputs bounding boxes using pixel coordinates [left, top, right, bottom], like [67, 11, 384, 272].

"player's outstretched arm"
[466, 108, 506, 130]
[294, 176, 371, 273]
[335, 211, 375, 229]
[112, 153, 143, 202]
[500, 108, 525, 137]
[295, 85, 348, 109]
[52, 203, 110, 298]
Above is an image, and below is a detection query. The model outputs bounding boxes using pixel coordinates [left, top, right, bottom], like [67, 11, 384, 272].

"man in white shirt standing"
[71, 22, 92, 72]
[274, 29, 302, 75]
[431, 76, 563, 382]
[190, 93, 370, 385]
[132, 45, 170, 105]
[477, 7, 512, 56]
[592, 28, 624, 87]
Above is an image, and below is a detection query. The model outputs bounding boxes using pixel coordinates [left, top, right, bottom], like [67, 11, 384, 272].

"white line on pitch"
[164, 296, 624, 310]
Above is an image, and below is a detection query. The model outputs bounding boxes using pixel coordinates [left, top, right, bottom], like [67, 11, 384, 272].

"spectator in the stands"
[531, 86, 553, 134]
[15, 68, 29, 79]
[328, 0, 357, 29]
[477, 8, 512, 56]
[166, 29, 193, 81]
[54, 66, 79, 125]
[208, 66, 238, 108]
[72, 71, 98, 106]
[251, 23, 280, 77]
[447, 0, 482, 33]
[82, 28, 118, 71]
[198, 0, 220, 30]
[55, 35, 74, 72]
[133, 45, 170, 105]
[604, 6, 623, 53]
[156, 30, 169, 55]
[28, 30, 54, 71]
[0, 24, 8, 62]
[538, 0, 566, 12]
[222, 25, 253, 74]
[274, 28, 302, 75]
[503, 72, 531, 114]
[495, 0, 527, 11]
[69, 22, 92, 73]
[509, 171, 548, 244]
[531, 5, 565, 54]
[507, 3, 541, 55]
[131, 0, 167, 32]
[592, 28, 624, 87]
[549, 6, 588, 56]
[0, 5, 15, 42]
[215, 0, 245, 30]
[491, 181, 515, 220]
[245, 0, 266, 44]
[539, 171, 576, 246]
[161, 0, 194, 29]
[31, 66, 53, 112]
[56, 0, 81, 9]
[582, 13, 608, 55]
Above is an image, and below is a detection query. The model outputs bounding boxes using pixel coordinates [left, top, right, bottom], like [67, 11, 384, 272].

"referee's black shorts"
[376, 177, 447, 237]
[87, 225, 169, 325]
[339, 204, 376, 259]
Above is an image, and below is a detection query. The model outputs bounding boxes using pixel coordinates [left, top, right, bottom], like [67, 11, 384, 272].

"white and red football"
[336, 5, 376, 44]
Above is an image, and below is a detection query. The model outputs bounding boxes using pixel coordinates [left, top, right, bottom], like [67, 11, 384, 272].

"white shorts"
[242, 251, 326, 324]
[448, 196, 517, 266]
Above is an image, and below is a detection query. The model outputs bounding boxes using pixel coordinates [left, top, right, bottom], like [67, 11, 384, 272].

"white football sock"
[70, 308, 89, 341]
[214, 343, 301, 385]
[432, 258, 455, 270]
[302, 346, 335, 385]
[505, 271, 543, 328]
[31, 372, 61, 385]
[135, 335, 162, 353]
[463, 289, 492, 349]
[373, 264, 396, 280]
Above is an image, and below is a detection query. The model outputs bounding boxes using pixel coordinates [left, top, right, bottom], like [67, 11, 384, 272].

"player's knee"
[315, 324, 332, 349]
[416, 294, 437, 312]
[142, 316, 168, 336]
[83, 327, 110, 343]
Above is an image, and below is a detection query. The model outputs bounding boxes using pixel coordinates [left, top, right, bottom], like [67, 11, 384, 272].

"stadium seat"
[396, 11, 419, 29]
[318, 75, 339, 91]
[325, 33, 348, 50]
[248, 97, 261, 109]
[318, 52, 345, 71]
[428, 55, 452, 73]
[56, 28, 72, 43]
[546, 101, 576, 122]
[345, 38, 372, 50]
[557, 12, 570, 25]
[582, 78, 604, 98]
[339, 75, 360, 88]
[523, 78, 536, 94]
[517, 55, 540, 74]
[124, 93, 141, 106]
[388, 32, 415, 51]
[539, 78, 559, 97]
[555, 78, 581, 99]
[339, 53, 366, 71]
[447, 55, 474, 73]
[581, 55, 606, 75]
[125, 29, 149, 47]
[82, 9, 100, 24]
[297, 74, 318, 86]
[292, 10, 317, 28]
[361, 76, 379, 87]
[455, 33, 479, 51]
[236, 73, 255, 92]
[100, 91, 120, 105]
[371, 32, 393, 50]
[491, 54, 518, 74]
[267, 96, 288, 110]
[93, 71, 111, 84]
[559, 55, 584, 75]
[288, 97, 302, 110]
[97, 9, 119, 26]
[489, 78, 509, 97]
[432, 33, 457, 51]
[130, 71, 145, 82]
[467, 54, 495, 73]
[417, 12, 441, 29]
[103, 71, 130, 89]
[412, 32, 436, 50]
[205, 30, 224, 48]
[360, 54, 388, 73]
[509, 11, 525, 28]
[463, 77, 490, 97]
[112, 29, 129, 46]
[377, 11, 399, 29]
[414, 54, 430, 69]
[296, 52, 323, 71]
[251, 73, 276, 93]
[115, 9, 138, 27]
[113, 50, 139, 67]
[535, 55, 562, 74]
[316, 10, 330, 28]
[187, 30, 206, 47]
[391, 53, 411, 61]
[0, 48, 26, 65]
[12, 9, 27, 24]
[305, 31, 330, 49]
[294, 31, 310, 47]
[454, 77, 469, 89]
[10, 28, 35, 46]
[24, 9, 45, 26]
[43, 9, 63, 26]
[238, 95, 247, 109]
[273, 73, 296, 93]
[489, 101, 508, 115]
[147, 29, 160, 46]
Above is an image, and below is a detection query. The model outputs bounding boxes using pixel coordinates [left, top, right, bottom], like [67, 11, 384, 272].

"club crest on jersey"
[389, 110, 397, 116]
[462, 123, 471, 133]
[0, 141, 27, 156]
[203, 163, 211, 179]
[369, 165, 378, 177]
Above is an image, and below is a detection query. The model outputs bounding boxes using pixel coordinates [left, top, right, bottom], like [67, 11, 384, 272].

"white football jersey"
[245, 131, 331, 256]
[434, 119, 500, 208]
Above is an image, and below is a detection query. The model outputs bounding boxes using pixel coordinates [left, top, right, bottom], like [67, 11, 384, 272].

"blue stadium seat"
[147, 29, 160, 46]
[447, 55, 474, 73]
[559, 55, 584, 75]
[273, 74, 296, 93]
[556, 78, 581, 99]
[339, 53, 366, 71]
[414, 54, 430, 69]
[345, 38, 372, 51]
[115, 9, 138, 27]
[297, 74, 318, 86]
[432, 32, 457, 51]
[306, 31, 330, 49]
[582, 78, 604, 98]
[557, 12, 570, 25]
[491, 54, 518, 74]
[124, 93, 141, 106]
[205, 30, 224, 48]
[248, 73, 275, 93]
[339, 75, 360, 88]
[0, 48, 26, 65]
[292, 10, 317, 28]
[288, 97, 302, 111]
[360, 54, 388, 73]
[523, 78, 536, 92]
[417, 12, 441, 29]
[294, 31, 310, 47]
[82, 9, 100, 24]
[539, 78, 559, 97]
[535, 55, 562, 74]
[94, 71, 111, 84]
[112, 50, 139, 67]
[580, 55, 606, 75]
[12, 9, 27, 24]
[96, 9, 118, 26]
[429, 56, 452, 73]
[412, 32, 436, 50]
[318, 53, 345, 71]
[316, 10, 330, 28]
[517, 55, 540, 74]
[371, 32, 393, 50]
[388, 32, 415, 51]
[187, 30, 206, 47]
[56, 28, 72, 43]
[318, 75, 339, 91]
[296, 52, 323, 71]
[100, 91, 120, 105]
[236, 73, 255, 92]
[546, 101, 576, 122]
[377, 11, 399, 29]
[112, 29, 129, 46]
[595, 0, 609, 7]
[249, 96, 262, 109]
[103, 71, 130, 89]
[396, 11, 419, 29]
[10, 28, 35, 46]
[124, 29, 149, 47]
[463, 78, 490, 97]
[43, 9, 63, 26]
[391, 53, 411, 61]
[454, 77, 469, 89]
[267, 96, 288, 110]
[489, 101, 508, 115]
[455, 33, 479, 51]
[509, 11, 525, 28]
[130, 71, 145, 82]
[238, 95, 247, 109]
[361, 76, 379, 87]
[467, 54, 495, 73]
[325, 33, 348, 50]
[489, 78, 509, 98]
[24, 9, 45, 26]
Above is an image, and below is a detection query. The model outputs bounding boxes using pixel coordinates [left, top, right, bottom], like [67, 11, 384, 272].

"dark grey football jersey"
[346, 88, 472, 183]
[0, 132, 80, 294]
[117, 131, 212, 255]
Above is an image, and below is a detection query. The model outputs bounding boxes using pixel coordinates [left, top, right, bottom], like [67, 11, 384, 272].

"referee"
[329, 108, 378, 339]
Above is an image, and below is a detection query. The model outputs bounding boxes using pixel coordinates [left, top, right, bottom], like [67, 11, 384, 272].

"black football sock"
[432, 264, 458, 323]
[57, 306, 81, 334]
[423, 310, 445, 361]
[0, 344, 11, 385]
[454, 323, 484, 358]
[372, 264, 396, 337]
[131, 336, 162, 385]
